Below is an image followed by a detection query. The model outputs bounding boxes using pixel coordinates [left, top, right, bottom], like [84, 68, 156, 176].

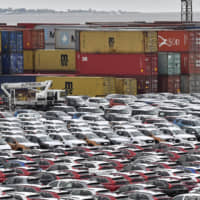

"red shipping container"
[18, 23, 80, 29]
[76, 53, 158, 76]
[158, 75, 180, 94]
[23, 29, 45, 49]
[181, 53, 200, 74]
[158, 31, 189, 52]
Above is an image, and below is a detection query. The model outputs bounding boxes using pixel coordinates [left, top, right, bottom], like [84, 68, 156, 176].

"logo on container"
[65, 82, 73, 95]
[81, 56, 88, 62]
[158, 35, 180, 48]
[61, 32, 69, 45]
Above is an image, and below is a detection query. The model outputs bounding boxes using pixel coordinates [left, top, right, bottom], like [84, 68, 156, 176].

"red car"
[92, 175, 129, 191]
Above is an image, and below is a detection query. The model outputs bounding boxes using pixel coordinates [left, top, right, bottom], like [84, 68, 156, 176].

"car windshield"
[63, 135, 76, 140]
[86, 134, 99, 139]
[16, 137, 29, 143]
[109, 109, 131, 115]
[106, 132, 118, 138]
[96, 99, 108, 103]
[150, 129, 163, 135]
[40, 136, 53, 142]
[173, 130, 184, 135]
[129, 131, 143, 137]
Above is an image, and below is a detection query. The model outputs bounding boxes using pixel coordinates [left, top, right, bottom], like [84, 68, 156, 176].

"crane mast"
[181, 0, 193, 22]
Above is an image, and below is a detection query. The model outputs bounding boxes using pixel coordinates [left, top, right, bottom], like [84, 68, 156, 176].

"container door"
[17, 53, 24, 73]
[1, 31, 9, 53]
[9, 31, 17, 53]
[10, 54, 17, 74]
[144, 31, 158, 53]
[158, 53, 168, 75]
[16, 32, 23, 53]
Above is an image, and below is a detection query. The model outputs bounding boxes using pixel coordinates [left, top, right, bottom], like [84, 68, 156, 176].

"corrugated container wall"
[144, 31, 158, 52]
[2, 53, 24, 74]
[115, 78, 137, 95]
[36, 76, 116, 97]
[23, 50, 34, 72]
[158, 75, 180, 93]
[79, 31, 157, 53]
[35, 25, 56, 49]
[181, 75, 200, 93]
[0, 32, 1, 53]
[188, 31, 200, 52]
[0, 75, 36, 94]
[181, 53, 200, 74]
[158, 31, 189, 52]
[55, 29, 79, 49]
[34, 50, 76, 73]
[1, 31, 23, 53]
[0, 55, 2, 74]
[23, 30, 44, 50]
[136, 75, 158, 94]
[158, 53, 181, 75]
[76, 53, 158, 76]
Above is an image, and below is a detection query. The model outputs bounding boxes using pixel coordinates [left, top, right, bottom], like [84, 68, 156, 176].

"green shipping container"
[158, 53, 181, 75]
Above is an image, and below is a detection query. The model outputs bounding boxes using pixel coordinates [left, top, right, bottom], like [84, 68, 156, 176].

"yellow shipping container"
[144, 31, 158, 52]
[115, 78, 137, 95]
[117, 31, 144, 53]
[36, 76, 116, 97]
[35, 50, 76, 72]
[80, 31, 157, 53]
[23, 50, 34, 72]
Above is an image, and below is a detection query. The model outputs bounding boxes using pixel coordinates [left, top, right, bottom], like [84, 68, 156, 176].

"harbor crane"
[181, 0, 193, 22]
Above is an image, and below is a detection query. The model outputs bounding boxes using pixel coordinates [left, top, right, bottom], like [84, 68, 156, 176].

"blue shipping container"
[9, 31, 17, 53]
[16, 32, 23, 52]
[1, 31, 23, 53]
[2, 53, 24, 74]
[1, 31, 9, 53]
[0, 75, 36, 94]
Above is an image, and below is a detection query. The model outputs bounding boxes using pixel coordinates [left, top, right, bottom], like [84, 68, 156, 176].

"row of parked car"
[1, 93, 200, 199]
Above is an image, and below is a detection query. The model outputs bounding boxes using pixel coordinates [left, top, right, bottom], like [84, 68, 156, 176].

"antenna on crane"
[181, 0, 193, 22]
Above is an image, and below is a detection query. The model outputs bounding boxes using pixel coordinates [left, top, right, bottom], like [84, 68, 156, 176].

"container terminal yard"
[1, 0, 200, 200]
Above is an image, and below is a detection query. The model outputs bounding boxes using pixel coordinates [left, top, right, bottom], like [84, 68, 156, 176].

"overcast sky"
[1, 0, 200, 12]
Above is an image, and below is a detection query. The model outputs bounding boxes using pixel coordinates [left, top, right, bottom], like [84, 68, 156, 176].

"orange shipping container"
[158, 31, 189, 52]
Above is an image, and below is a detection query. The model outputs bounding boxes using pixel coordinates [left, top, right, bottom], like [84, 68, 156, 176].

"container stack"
[157, 31, 183, 93]
[1, 22, 200, 96]
[180, 31, 200, 93]
[23, 29, 45, 73]
[1, 30, 24, 74]
[76, 30, 158, 94]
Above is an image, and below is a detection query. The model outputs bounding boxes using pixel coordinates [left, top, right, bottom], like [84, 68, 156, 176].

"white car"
[159, 127, 197, 143]
[0, 137, 11, 150]
[3, 135, 39, 149]
[115, 129, 155, 146]
[86, 97, 109, 109]
[49, 132, 87, 147]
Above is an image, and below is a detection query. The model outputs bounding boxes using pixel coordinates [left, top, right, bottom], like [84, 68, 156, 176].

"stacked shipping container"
[1, 31, 24, 74]
[1, 22, 200, 95]
[157, 31, 182, 93]
[180, 31, 200, 93]
[77, 30, 158, 94]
